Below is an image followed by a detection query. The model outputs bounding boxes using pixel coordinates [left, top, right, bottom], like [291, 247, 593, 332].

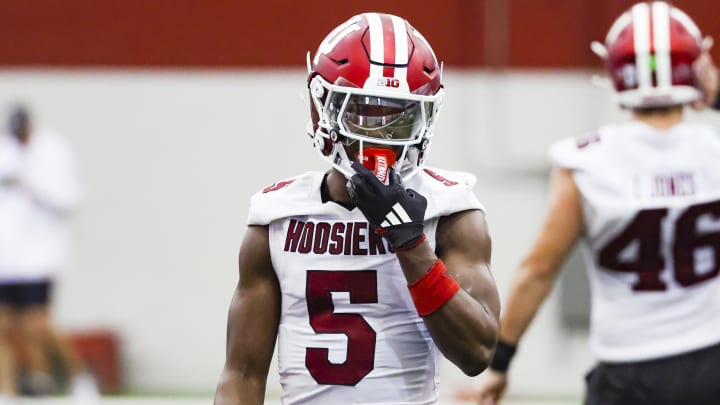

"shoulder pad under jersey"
[548, 130, 607, 171]
[246, 171, 325, 225]
[407, 167, 486, 219]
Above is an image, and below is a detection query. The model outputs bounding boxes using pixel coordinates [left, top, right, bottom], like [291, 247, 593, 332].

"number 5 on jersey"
[305, 270, 377, 386]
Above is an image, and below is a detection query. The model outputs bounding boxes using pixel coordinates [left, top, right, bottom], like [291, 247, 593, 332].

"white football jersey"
[0, 130, 81, 281]
[247, 167, 484, 405]
[550, 120, 720, 362]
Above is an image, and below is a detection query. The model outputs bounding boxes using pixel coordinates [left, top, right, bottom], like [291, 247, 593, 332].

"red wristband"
[408, 259, 460, 317]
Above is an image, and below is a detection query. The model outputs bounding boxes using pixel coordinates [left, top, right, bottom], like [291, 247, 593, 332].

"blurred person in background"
[692, 51, 720, 110]
[214, 12, 500, 405]
[0, 105, 97, 405]
[457, 2, 720, 405]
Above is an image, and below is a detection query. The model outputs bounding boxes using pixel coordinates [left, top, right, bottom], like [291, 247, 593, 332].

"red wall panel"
[0, 1, 717, 69]
[508, 0, 720, 68]
[0, 1, 484, 68]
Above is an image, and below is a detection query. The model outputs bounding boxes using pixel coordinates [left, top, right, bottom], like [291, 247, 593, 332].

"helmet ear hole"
[310, 79, 325, 99]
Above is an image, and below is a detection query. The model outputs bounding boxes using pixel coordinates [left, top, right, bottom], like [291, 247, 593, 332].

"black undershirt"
[320, 172, 355, 211]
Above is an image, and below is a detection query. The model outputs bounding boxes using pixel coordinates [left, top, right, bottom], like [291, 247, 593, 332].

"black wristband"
[489, 340, 517, 372]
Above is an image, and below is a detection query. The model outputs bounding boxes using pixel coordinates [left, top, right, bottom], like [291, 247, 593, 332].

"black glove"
[347, 162, 427, 250]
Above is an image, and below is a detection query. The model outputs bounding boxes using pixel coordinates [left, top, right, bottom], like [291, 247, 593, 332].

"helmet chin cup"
[315, 126, 422, 182]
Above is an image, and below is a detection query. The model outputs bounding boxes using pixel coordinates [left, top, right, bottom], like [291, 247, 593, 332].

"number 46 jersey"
[550, 121, 720, 363]
[247, 168, 484, 405]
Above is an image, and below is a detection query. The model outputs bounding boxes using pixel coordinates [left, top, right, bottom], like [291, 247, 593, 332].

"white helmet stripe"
[391, 15, 409, 83]
[606, 12, 633, 44]
[391, 16, 408, 64]
[652, 1, 672, 88]
[364, 13, 384, 79]
[632, 2, 652, 90]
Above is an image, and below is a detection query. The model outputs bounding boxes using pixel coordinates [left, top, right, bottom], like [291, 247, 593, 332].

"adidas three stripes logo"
[380, 203, 413, 228]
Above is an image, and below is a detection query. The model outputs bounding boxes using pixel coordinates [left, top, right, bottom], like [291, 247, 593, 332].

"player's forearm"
[396, 245, 498, 375]
[499, 263, 557, 344]
[395, 241, 439, 283]
[424, 291, 498, 376]
[214, 370, 266, 405]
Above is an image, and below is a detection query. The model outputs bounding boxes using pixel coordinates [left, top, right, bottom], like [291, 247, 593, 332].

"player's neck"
[631, 106, 684, 130]
[325, 169, 353, 204]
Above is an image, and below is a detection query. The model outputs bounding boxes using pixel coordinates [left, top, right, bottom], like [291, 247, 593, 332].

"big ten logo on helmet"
[314, 15, 362, 63]
[377, 77, 400, 88]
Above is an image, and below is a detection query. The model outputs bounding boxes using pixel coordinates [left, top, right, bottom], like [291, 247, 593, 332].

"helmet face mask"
[307, 13, 444, 180]
[340, 96, 423, 143]
[592, 1, 710, 109]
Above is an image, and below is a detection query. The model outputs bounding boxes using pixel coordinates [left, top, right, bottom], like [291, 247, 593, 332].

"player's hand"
[691, 51, 719, 110]
[454, 369, 509, 405]
[347, 161, 426, 250]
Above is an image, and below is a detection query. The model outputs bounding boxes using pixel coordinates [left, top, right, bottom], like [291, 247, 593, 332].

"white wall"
[2, 69, 719, 397]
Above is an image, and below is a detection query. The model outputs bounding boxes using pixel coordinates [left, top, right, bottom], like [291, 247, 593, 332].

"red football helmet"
[306, 13, 444, 180]
[591, 1, 711, 108]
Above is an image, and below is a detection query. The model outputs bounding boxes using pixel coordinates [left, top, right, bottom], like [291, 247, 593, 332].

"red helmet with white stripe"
[591, 1, 709, 108]
[307, 13, 444, 180]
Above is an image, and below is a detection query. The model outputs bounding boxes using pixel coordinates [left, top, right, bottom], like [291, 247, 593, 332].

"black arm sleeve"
[714, 91, 720, 111]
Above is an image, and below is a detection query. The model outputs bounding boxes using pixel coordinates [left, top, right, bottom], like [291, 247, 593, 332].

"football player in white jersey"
[691, 51, 720, 111]
[0, 106, 97, 405]
[214, 13, 500, 405]
[458, 2, 720, 405]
